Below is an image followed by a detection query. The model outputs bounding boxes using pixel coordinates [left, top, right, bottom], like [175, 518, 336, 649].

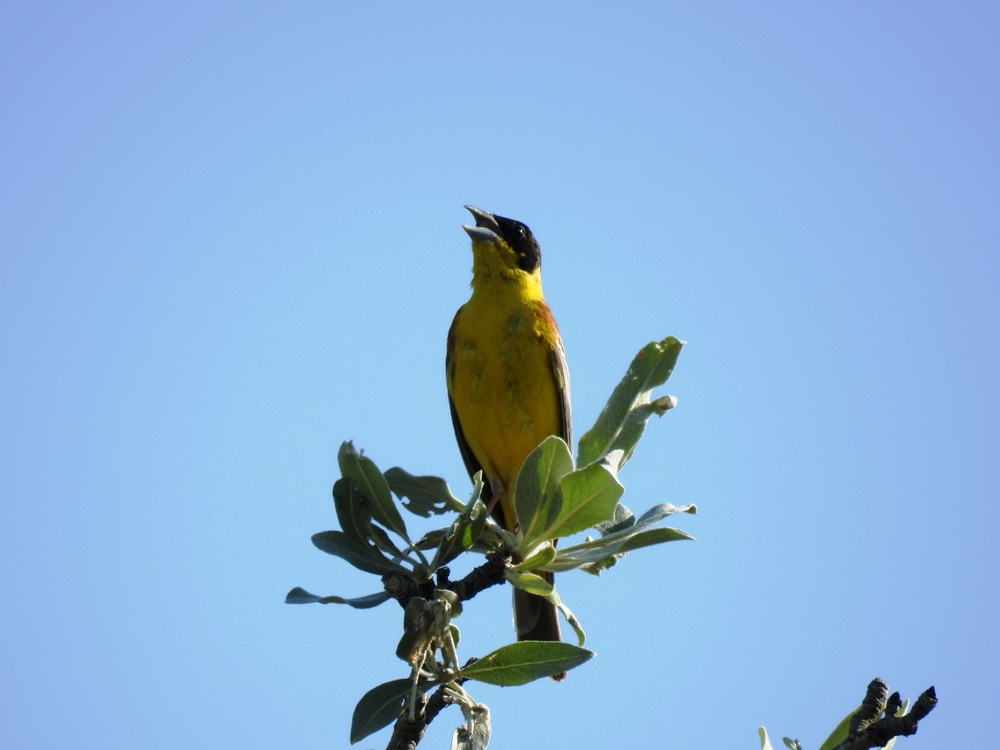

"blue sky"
[2, 2, 997, 748]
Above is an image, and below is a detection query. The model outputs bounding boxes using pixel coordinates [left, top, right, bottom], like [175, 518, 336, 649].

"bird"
[446, 205, 570, 646]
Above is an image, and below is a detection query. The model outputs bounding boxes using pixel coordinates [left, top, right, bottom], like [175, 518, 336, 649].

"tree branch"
[830, 678, 937, 750]
[382, 548, 512, 608]
[384, 674, 472, 750]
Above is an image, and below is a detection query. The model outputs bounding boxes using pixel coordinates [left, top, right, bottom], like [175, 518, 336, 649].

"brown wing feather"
[550, 329, 572, 450]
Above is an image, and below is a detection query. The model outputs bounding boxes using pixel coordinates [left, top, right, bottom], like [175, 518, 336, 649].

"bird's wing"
[550, 328, 572, 450]
[445, 310, 486, 487]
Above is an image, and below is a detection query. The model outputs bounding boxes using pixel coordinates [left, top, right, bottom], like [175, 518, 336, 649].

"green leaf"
[579, 527, 695, 574]
[548, 460, 624, 538]
[577, 337, 683, 467]
[338, 442, 408, 540]
[595, 502, 636, 535]
[518, 456, 624, 552]
[633, 502, 697, 523]
[459, 503, 489, 549]
[430, 479, 489, 568]
[284, 587, 392, 609]
[514, 436, 575, 545]
[616, 526, 695, 552]
[510, 545, 557, 571]
[284, 586, 325, 603]
[547, 528, 692, 572]
[505, 570, 555, 596]
[544, 503, 696, 573]
[817, 707, 858, 750]
[350, 678, 413, 744]
[461, 641, 594, 686]
[369, 524, 418, 566]
[605, 395, 678, 472]
[414, 528, 446, 551]
[576, 502, 694, 550]
[320, 592, 392, 609]
[431, 499, 489, 570]
[552, 594, 586, 645]
[311, 530, 403, 575]
[333, 477, 372, 541]
[545, 539, 629, 572]
[384, 467, 464, 516]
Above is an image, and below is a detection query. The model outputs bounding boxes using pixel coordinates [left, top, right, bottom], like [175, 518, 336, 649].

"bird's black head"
[492, 213, 541, 274]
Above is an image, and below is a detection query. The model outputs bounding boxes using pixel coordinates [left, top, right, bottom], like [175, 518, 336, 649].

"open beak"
[462, 205, 500, 242]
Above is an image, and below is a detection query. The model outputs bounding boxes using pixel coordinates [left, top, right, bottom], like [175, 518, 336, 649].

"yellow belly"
[449, 301, 561, 527]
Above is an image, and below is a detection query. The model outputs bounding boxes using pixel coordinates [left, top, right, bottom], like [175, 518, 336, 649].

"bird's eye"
[515, 225, 526, 237]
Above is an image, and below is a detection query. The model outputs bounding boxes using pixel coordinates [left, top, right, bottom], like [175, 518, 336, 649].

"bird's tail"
[514, 571, 565, 680]
[513, 579, 561, 642]
[514, 572, 562, 641]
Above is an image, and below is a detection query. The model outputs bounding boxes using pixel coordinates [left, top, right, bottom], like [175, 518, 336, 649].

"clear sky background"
[2, 3, 997, 749]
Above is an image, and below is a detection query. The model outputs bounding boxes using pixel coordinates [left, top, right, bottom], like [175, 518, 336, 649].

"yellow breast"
[448, 293, 562, 525]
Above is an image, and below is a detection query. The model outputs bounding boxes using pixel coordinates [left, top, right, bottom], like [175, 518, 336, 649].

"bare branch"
[830, 679, 938, 750]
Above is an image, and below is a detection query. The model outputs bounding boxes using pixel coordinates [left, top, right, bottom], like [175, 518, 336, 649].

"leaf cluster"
[287, 337, 694, 747]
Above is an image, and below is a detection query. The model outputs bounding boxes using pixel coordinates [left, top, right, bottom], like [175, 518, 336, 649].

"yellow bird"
[446, 205, 570, 645]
